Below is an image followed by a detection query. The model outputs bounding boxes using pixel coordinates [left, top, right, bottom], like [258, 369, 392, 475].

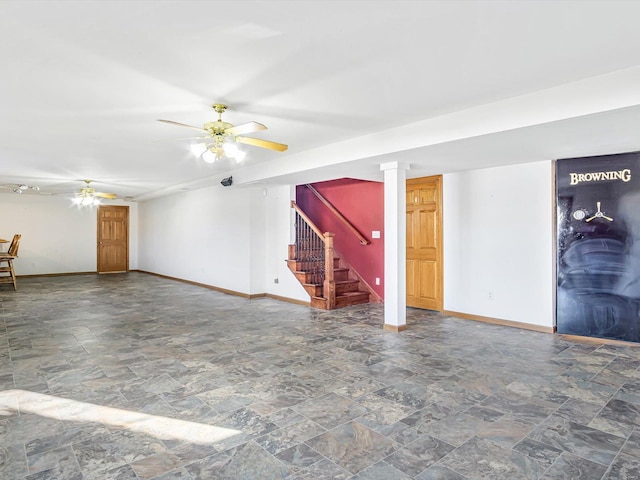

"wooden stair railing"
[291, 201, 336, 308]
[289, 201, 373, 310]
[304, 184, 370, 245]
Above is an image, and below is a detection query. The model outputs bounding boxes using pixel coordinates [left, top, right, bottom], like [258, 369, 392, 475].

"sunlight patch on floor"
[0, 389, 241, 444]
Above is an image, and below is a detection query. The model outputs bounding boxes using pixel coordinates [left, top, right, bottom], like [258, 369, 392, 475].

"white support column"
[381, 161, 409, 332]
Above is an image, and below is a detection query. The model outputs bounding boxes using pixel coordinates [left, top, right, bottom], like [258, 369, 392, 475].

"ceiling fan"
[73, 180, 117, 206]
[158, 104, 288, 163]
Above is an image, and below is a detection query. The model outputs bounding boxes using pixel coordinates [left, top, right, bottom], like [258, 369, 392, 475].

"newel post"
[323, 232, 336, 309]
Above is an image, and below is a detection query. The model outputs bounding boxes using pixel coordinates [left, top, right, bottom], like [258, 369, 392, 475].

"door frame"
[97, 205, 129, 273]
[406, 175, 443, 311]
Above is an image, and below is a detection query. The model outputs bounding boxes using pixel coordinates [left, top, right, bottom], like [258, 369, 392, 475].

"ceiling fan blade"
[225, 121, 267, 137]
[94, 192, 117, 199]
[236, 136, 288, 152]
[158, 119, 208, 133]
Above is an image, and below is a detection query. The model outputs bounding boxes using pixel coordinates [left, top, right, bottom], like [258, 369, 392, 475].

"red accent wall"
[296, 178, 384, 298]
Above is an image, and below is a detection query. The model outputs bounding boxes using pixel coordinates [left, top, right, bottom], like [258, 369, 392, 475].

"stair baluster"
[289, 201, 370, 309]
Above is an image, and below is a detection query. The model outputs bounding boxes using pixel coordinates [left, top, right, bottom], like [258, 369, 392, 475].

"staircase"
[286, 247, 370, 310]
[288, 201, 372, 310]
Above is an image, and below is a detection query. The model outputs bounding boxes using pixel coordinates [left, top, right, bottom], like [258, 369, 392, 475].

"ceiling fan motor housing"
[204, 120, 233, 137]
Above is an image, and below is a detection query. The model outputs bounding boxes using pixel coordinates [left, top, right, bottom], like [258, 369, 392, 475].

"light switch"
[372, 230, 380, 239]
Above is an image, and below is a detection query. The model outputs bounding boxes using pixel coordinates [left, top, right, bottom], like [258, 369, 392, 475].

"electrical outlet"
[375, 277, 380, 285]
[372, 231, 381, 239]
[273, 278, 279, 284]
[488, 291, 494, 300]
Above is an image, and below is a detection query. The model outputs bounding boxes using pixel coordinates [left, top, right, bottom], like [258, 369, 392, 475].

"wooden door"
[97, 205, 129, 273]
[406, 176, 443, 310]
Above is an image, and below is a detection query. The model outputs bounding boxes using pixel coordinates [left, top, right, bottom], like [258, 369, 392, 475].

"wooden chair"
[0, 234, 21, 290]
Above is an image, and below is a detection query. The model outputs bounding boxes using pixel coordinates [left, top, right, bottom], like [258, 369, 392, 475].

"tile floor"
[1, 272, 639, 479]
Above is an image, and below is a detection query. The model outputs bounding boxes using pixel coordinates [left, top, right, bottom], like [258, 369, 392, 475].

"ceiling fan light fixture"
[202, 149, 218, 164]
[74, 196, 100, 207]
[160, 103, 288, 164]
[190, 143, 207, 157]
[1, 183, 40, 194]
[69, 181, 114, 207]
[222, 139, 239, 158]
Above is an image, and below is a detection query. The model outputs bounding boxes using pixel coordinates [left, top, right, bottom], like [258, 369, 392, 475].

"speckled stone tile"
[0, 413, 65, 447]
[184, 441, 290, 479]
[287, 457, 351, 479]
[385, 434, 455, 476]
[0, 443, 29, 479]
[145, 468, 194, 480]
[528, 414, 626, 466]
[604, 451, 640, 479]
[274, 442, 324, 471]
[3, 273, 640, 479]
[419, 412, 493, 447]
[415, 465, 469, 480]
[476, 416, 533, 447]
[292, 392, 369, 429]
[438, 437, 546, 479]
[255, 418, 326, 455]
[541, 451, 608, 479]
[614, 381, 640, 406]
[26, 445, 82, 478]
[553, 398, 603, 424]
[478, 390, 560, 425]
[512, 437, 563, 471]
[350, 461, 412, 479]
[596, 398, 640, 429]
[374, 379, 430, 410]
[129, 451, 183, 479]
[305, 420, 397, 474]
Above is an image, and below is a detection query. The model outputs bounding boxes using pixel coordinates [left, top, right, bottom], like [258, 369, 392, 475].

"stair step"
[335, 279, 360, 294]
[303, 283, 323, 297]
[287, 258, 340, 270]
[293, 270, 323, 284]
[311, 291, 370, 310]
[310, 296, 328, 309]
[335, 291, 370, 308]
[333, 268, 350, 281]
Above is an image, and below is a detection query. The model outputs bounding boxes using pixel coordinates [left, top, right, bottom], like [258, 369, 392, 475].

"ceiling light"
[190, 143, 207, 157]
[223, 140, 239, 158]
[190, 138, 246, 164]
[202, 149, 218, 164]
[74, 196, 100, 207]
[1, 183, 39, 193]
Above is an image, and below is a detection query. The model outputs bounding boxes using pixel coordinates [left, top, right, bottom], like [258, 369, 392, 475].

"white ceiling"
[1, 1, 640, 201]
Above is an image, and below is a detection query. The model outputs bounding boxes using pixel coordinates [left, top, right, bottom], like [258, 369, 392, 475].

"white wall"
[138, 185, 252, 293]
[443, 160, 554, 328]
[249, 187, 267, 295]
[264, 185, 309, 302]
[0, 193, 138, 275]
[137, 183, 308, 301]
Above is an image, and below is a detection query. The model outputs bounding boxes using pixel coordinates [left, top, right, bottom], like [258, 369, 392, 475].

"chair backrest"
[7, 234, 21, 257]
